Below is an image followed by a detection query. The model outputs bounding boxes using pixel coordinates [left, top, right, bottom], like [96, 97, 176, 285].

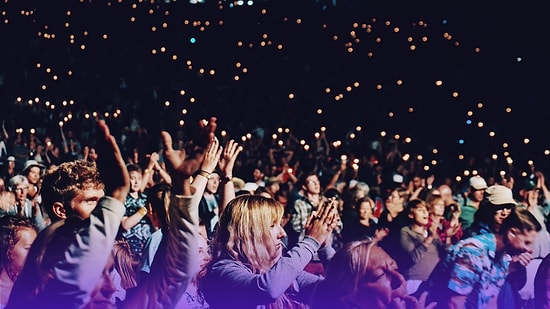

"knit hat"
[485, 185, 516, 205]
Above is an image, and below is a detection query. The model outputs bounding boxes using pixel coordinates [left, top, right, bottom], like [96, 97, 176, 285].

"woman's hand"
[304, 198, 339, 245]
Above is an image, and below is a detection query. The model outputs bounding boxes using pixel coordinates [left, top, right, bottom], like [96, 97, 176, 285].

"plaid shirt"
[290, 197, 316, 239]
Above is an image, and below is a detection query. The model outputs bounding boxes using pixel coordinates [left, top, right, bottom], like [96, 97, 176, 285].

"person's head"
[0, 190, 16, 212]
[325, 187, 344, 213]
[212, 194, 285, 273]
[406, 199, 429, 226]
[8, 175, 30, 205]
[0, 215, 37, 282]
[264, 176, 281, 197]
[468, 175, 488, 202]
[21, 160, 45, 186]
[437, 184, 455, 206]
[7, 156, 16, 169]
[126, 164, 142, 194]
[145, 182, 171, 229]
[205, 171, 220, 194]
[500, 208, 541, 256]
[356, 197, 374, 221]
[385, 187, 408, 212]
[111, 238, 138, 291]
[311, 240, 407, 309]
[300, 172, 321, 196]
[519, 179, 541, 205]
[0, 176, 5, 192]
[479, 185, 517, 232]
[82, 252, 117, 309]
[40, 160, 105, 222]
[252, 167, 264, 183]
[427, 196, 445, 217]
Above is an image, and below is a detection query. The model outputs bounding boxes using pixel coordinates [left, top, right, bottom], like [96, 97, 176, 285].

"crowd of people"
[0, 116, 549, 309]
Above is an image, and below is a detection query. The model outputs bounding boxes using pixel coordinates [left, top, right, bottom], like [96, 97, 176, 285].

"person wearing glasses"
[424, 185, 541, 309]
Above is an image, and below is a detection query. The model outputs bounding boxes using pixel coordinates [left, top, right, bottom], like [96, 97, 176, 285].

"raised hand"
[200, 136, 222, 174]
[218, 139, 242, 177]
[304, 198, 339, 245]
[161, 117, 217, 195]
[95, 119, 129, 204]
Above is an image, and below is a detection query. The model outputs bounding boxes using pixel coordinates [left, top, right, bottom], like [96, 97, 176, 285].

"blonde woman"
[200, 194, 338, 309]
[310, 239, 436, 309]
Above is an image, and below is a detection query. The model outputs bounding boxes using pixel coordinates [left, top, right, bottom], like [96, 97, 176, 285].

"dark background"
[1, 0, 548, 178]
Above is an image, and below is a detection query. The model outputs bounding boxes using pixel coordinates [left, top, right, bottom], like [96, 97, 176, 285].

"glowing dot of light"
[242, 68, 248, 73]
[492, 154, 498, 160]
[459, 139, 465, 144]
[458, 154, 464, 160]
[349, 133, 356, 139]
[356, 126, 362, 131]
[423, 165, 430, 171]
[404, 137, 412, 143]
[320, 126, 326, 132]
[394, 134, 400, 140]
[388, 112, 394, 118]
[466, 120, 472, 125]
[516, 57, 522, 62]
[325, 87, 331, 93]
[477, 102, 483, 108]
[432, 148, 439, 154]
[234, 75, 240, 80]
[410, 45, 416, 51]
[380, 131, 386, 137]
[288, 93, 294, 99]
[316, 109, 322, 114]
[463, 170, 471, 176]
[190, 37, 196, 43]
[190, 97, 196, 103]
[164, 101, 170, 107]
[477, 122, 483, 128]
[402, 154, 410, 161]
[503, 143, 509, 148]
[396, 80, 403, 85]
[544, 149, 550, 155]
[504, 151, 510, 157]
[435, 80, 443, 86]
[523, 138, 530, 144]
[489, 131, 495, 137]
[408, 107, 414, 113]
[506, 157, 514, 165]
[179, 120, 185, 126]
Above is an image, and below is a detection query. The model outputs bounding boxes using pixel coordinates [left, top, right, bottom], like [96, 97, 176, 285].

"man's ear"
[51, 201, 68, 220]
[508, 227, 520, 239]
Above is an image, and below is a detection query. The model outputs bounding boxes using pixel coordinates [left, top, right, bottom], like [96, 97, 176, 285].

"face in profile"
[83, 254, 116, 309]
[352, 246, 407, 309]
[505, 228, 537, 256]
[7, 227, 37, 280]
[269, 217, 286, 260]
[67, 188, 105, 220]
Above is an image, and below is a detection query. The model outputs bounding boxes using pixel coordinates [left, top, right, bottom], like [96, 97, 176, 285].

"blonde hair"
[212, 194, 283, 273]
[310, 239, 377, 309]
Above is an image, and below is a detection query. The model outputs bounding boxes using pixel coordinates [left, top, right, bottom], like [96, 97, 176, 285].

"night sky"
[1, 0, 548, 179]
